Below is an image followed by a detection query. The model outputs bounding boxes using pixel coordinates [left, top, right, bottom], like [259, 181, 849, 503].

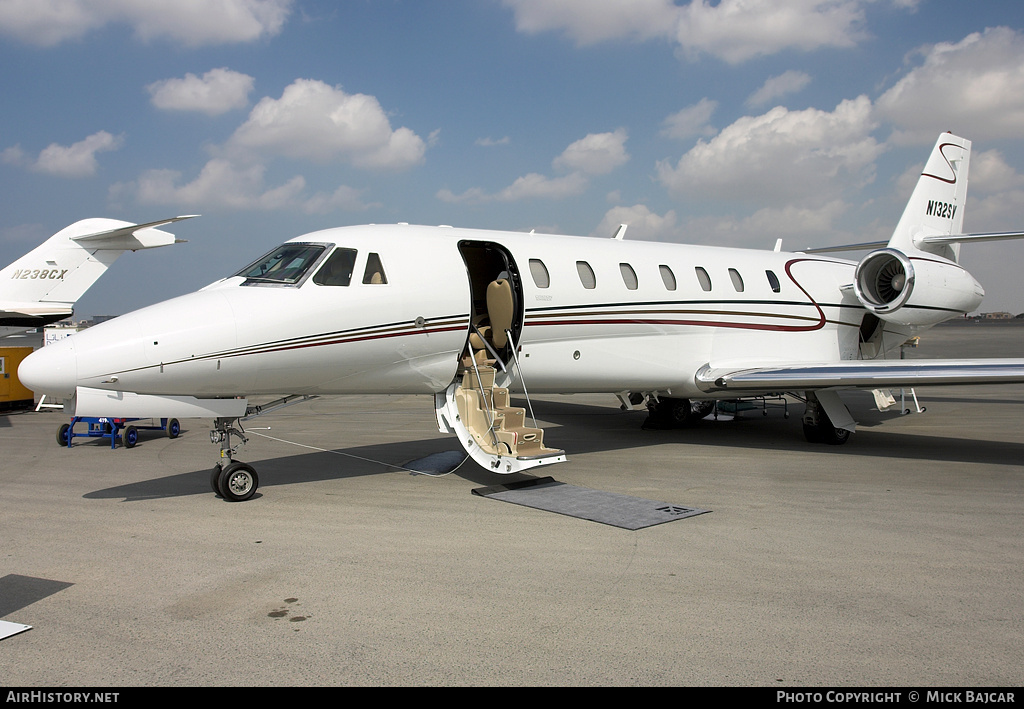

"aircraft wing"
[695, 359, 1024, 393]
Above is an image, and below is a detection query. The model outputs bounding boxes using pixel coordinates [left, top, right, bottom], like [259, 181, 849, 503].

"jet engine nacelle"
[853, 248, 984, 327]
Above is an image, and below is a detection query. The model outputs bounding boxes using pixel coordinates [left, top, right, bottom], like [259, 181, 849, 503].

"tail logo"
[921, 141, 962, 185]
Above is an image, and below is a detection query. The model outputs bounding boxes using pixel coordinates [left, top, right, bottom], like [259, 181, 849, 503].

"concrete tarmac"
[1, 323, 1022, 686]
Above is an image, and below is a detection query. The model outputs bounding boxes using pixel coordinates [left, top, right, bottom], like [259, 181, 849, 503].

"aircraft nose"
[19, 339, 78, 398]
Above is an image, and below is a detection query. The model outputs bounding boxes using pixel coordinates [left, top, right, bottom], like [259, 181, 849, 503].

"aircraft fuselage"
[22, 223, 876, 402]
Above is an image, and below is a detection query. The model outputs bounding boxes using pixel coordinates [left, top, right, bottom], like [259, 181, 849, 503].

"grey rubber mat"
[472, 477, 709, 530]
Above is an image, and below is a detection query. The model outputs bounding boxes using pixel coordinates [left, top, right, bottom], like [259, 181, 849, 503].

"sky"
[2, 0, 1024, 318]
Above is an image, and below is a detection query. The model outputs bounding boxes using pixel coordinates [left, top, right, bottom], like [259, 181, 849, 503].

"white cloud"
[438, 130, 628, 204]
[504, 0, 870, 63]
[731, 199, 849, 237]
[226, 79, 427, 171]
[0, 0, 292, 47]
[969, 150, 1024, 195]
[592, 204, 679, 241]
[661, 99, 718, 140]
[437, 173, 588, 204]
[23, 130, 124, 178]
[127, 159, 299, 210]
[118, 158, 379, 214]
[875, 27, 1024, 144]
[592, 201, 852, 249]
[1, 145, 26, 166]
[675, 0, 866, 64]
[657, 96, 881, 205]
[476, 136, 511, 147]
[114, 76, 426, 213]
[503, 0, 678, 45]
[147, 68, 254, 116]
[746, 70, 812, 107]
[552, 129, 629, 175]
[302, 185, 381, 214]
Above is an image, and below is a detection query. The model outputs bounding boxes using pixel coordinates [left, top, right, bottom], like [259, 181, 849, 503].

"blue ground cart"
[56, 417, 181, 449]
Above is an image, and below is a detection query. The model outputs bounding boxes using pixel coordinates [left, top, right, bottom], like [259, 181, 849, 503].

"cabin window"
[576, 261, 596, 289]
[695, 266, 712, 292]
[729, 268, 744, 292]
[313, 248, 358, 286]
[529, 259, 550, 288]
[660, 265, 676, 291]
[362, 252, 388, 284]
[236, 243, 327, 285]
[766, 269, 781, 293]
[619, 263, 638, 290]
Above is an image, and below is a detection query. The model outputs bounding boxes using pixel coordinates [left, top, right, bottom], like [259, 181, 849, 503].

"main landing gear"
[207, 395, 317, 502]
[642, 397, 716, 430]
[639, 392, 853, 446]
[800, 394, 851, 445]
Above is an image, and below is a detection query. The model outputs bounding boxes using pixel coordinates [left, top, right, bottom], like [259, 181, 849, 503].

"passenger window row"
[528, 258, 781, 294]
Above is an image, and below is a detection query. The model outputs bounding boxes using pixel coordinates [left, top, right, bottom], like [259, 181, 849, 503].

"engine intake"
[855, 249, 914, 312]
[853, 248, 983, 326]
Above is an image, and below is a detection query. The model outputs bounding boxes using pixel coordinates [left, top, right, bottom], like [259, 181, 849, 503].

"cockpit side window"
[362, 252, 388, 284]
[313, 248, 358, 286]
[236, 243, 327, 284]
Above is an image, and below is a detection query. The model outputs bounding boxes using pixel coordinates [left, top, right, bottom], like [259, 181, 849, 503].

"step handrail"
[505, 329, 538, 429]
[466, 338, 500, 450]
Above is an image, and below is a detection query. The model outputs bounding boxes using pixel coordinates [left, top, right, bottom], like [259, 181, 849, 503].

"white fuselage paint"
[21, 224, 888, 402]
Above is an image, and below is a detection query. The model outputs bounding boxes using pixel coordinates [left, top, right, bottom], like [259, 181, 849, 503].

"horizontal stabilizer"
[71, 215, 198, 250]
[801, 230, 1024, 254]
[73, 386, 247, 419]
[1, 303, 73, 319]
[695, 359, 1024, 393]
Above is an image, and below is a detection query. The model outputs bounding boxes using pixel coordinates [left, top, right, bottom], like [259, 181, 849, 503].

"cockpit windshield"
[234, 243, 327, 284]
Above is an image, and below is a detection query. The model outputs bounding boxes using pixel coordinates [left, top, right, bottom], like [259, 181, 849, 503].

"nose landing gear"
[209, 417, 257, 501]
[207, 395, 317, 501]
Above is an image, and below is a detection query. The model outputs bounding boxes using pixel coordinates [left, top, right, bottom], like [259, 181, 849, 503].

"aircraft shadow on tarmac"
[83, 389, 1024, 503]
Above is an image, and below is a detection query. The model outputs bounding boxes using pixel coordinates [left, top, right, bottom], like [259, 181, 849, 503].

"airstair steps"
[454, 362, 563, 461]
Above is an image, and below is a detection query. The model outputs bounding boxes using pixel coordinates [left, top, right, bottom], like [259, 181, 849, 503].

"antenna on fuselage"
[612, 224, 627, 240]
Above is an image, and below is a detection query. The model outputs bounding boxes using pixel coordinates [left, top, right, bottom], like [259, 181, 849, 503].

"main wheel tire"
[803, 409, 851, 445]
[802, 421, 823, 443]
[167, 419, 180, 439]
[56, 423, 71, 447]
[821, 423, 851, 446]
[688, 400, 716, 423]
[123, 425, 139, 449]
[218, 462, 258, 502]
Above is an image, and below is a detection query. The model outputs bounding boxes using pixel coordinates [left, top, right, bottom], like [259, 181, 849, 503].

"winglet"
[612, 224, 627, 240]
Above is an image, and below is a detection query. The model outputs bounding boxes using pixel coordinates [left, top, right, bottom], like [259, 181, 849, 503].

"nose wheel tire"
[210, 464, 224, 496]
[216, 461, 259, 502]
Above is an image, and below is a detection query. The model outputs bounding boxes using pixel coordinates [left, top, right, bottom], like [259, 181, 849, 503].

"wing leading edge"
[695, 359, 1024, 393]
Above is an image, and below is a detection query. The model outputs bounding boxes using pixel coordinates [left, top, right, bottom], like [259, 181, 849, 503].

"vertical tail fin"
[888, 133, 970, 262]
[0, 216, 194, 331]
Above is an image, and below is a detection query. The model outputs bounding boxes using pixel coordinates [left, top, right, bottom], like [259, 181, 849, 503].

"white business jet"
[19, 134, 1024, 501]
[0, 216, 195, 337]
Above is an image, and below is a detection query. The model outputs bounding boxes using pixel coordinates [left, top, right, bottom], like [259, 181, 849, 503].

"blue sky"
[2, 0, 1024, 316]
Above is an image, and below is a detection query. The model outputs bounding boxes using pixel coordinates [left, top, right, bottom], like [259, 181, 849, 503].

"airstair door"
[433, 241, 566, 473]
